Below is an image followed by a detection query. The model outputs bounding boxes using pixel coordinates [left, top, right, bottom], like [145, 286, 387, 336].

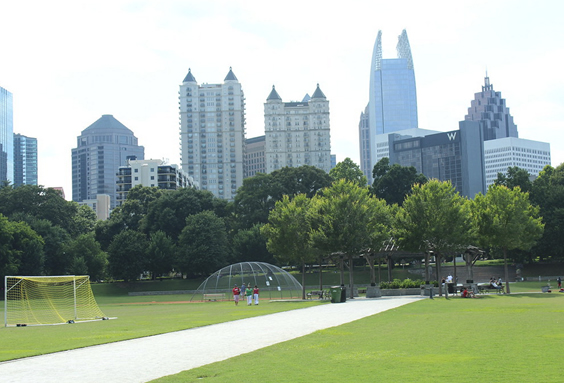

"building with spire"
[359, 30, 418, 182]
[465, 74, 518, 140]
[71, 114, 144, 209]
[264, 84, 331, 173]
[179, 68, 246, 200]
[0, 86, 13, 184]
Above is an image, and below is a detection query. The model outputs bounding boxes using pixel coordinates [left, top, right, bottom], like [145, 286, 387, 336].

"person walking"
[245, 285, 253, 306]
[253, 285, 260, 305]
[232, 284, 241, 306]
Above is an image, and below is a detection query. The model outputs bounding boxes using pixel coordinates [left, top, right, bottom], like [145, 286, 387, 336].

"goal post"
[4, 275, 106, 327]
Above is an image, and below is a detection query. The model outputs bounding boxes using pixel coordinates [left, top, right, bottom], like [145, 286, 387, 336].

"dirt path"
[0, 296, 422, 383]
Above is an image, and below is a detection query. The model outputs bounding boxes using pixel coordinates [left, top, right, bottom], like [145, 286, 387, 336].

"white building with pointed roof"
[179, 68, 246, 200]
[264, 84, 331, 173]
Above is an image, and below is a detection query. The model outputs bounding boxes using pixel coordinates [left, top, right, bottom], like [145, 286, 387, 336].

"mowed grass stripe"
[153, 294, 564, 383]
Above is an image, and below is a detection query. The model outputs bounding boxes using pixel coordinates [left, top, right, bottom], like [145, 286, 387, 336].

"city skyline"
[1, 1, 563, 198]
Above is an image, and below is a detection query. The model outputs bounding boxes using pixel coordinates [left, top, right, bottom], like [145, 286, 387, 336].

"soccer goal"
[4, 275, 107, 327]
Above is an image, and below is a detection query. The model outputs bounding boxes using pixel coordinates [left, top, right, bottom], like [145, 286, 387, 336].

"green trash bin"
[330, 286, 343, 303]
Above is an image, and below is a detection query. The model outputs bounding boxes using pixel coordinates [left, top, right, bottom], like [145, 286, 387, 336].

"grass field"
[153, 293, 564, 383]
[0, 297, 324, 362]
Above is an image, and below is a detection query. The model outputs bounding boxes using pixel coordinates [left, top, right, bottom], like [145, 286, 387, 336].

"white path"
[0, 296, 422, 383]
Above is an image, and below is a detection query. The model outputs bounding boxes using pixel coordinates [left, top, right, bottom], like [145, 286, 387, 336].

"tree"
[0, 214, 44, 280]
[231, 224, 274, 264]
[494, 166, 533, 194]
[234, 166, 333, 228]
[177, 211, 228, 276]
[530, 165, 564, 261]
[142, 188, 218, 239]
[0, 185, 78, 234]
[64, 233, 107, 281]
[329, 157, 367, 186]
[108, 230, 148, 282]
[68, 204, 97, 238]
[146, 231, 176, 279]
[371, 158, 427, 206]
[312, 180, 392, 298]
[472, 185, 544, 293]
[395, 180, 473, 295]
[261, 194, 318, 299]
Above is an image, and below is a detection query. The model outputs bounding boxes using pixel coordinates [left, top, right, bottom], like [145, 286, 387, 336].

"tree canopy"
[472, 184, 543, 292]
[329, 157, 367, 186]
[371, 158, 427, 206]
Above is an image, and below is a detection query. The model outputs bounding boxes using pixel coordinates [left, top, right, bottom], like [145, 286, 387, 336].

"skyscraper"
[264, 85, 331, 173]
[13, 133, 38, 186]
[71, 114, 144, 209]
[359, 30, 418, 181]
[179, 68, 246, 200]
[464, 74, 518, 140]
[0, 86, 14, 184]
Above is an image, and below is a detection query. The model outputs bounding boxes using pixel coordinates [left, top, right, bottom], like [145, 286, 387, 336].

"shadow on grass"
[503, 293, 563, 299]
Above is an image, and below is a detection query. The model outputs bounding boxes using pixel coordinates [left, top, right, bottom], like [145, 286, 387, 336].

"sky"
[1, 0, 563, 199]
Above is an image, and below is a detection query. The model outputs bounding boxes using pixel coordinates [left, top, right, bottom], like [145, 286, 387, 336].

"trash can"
[447, 283, 455, 294]
[340, 286, 347, 302]
[330, 286, 346, 303]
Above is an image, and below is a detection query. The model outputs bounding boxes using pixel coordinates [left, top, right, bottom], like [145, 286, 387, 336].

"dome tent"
[190, 262, 302, 301]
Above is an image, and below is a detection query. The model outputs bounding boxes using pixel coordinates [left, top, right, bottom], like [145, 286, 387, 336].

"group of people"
[231, 283, 259, 306]
[489, 277, 504, 292]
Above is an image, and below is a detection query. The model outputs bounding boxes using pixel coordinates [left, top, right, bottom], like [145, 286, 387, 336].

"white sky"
[1, 0, 563, 198]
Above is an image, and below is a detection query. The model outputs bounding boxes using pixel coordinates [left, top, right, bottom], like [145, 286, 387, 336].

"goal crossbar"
[4, 275, 106, 327]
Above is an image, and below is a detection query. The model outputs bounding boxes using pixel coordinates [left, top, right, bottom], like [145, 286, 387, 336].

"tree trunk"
[301, 263, 306, 300]
[503, 247, 510, 294]
[319, 256, 324, 290]
[436, 254, 442, 296]
[348, 254, 354, 299]
[387, 256, 393, 282]
[339, 256, 345, 286]
[424, 252, 430, 283]
[368, 254, 376, 286]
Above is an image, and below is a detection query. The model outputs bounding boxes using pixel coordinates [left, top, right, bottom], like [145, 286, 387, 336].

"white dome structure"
[190, 262, 302, 301]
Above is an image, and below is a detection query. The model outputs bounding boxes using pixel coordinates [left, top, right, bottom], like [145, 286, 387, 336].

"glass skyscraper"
[359, 30, 418, 182]
[13, 133, 38, 186]
[0, 86, 14, 184]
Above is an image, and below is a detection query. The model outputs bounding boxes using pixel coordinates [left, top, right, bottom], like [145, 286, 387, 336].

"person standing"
[557, 277, 562, 289]
[241, 283, 246, 297]
[245, 285, 253, 306]
[232, 284, 241, 306]
[253, 285, 259, 305]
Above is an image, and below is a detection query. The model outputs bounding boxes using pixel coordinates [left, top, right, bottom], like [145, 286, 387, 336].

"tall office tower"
[245, 135, 266, 178]
[360, 30, 418, 182]
[388, 121, 486, 198]
[484, 138, 550, 187]
[465, 74, 518, 140]
[264, 85, 331, 173]
[72, 114, 144, 209]
[179, 68, 246, 200]
[13, 133, 38, 186]
[0, 86, 14, 183]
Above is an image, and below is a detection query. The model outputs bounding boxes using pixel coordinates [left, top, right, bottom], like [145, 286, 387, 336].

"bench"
[203, 293, 226, 301]
[477, 284, 504, 294]
[307, 290, 330, 300]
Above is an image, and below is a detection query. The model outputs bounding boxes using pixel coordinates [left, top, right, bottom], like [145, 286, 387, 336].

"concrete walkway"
[0, 296, 422, 383]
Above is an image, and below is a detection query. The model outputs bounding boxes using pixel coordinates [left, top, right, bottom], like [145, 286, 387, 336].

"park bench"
[477, 284, 504, 294]
[203, 293, 226, 301]
[307, 290, 331, 300]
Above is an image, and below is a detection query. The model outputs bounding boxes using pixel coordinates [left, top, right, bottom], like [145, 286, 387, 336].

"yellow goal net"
[4, 275, 106, 327]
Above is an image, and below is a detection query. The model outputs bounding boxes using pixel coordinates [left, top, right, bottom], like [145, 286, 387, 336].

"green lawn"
[0, 299, 324, 362]
[153, 293, 564, 383]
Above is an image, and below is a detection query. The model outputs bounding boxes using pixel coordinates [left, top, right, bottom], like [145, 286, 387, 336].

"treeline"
[1, 159, 563, 284]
